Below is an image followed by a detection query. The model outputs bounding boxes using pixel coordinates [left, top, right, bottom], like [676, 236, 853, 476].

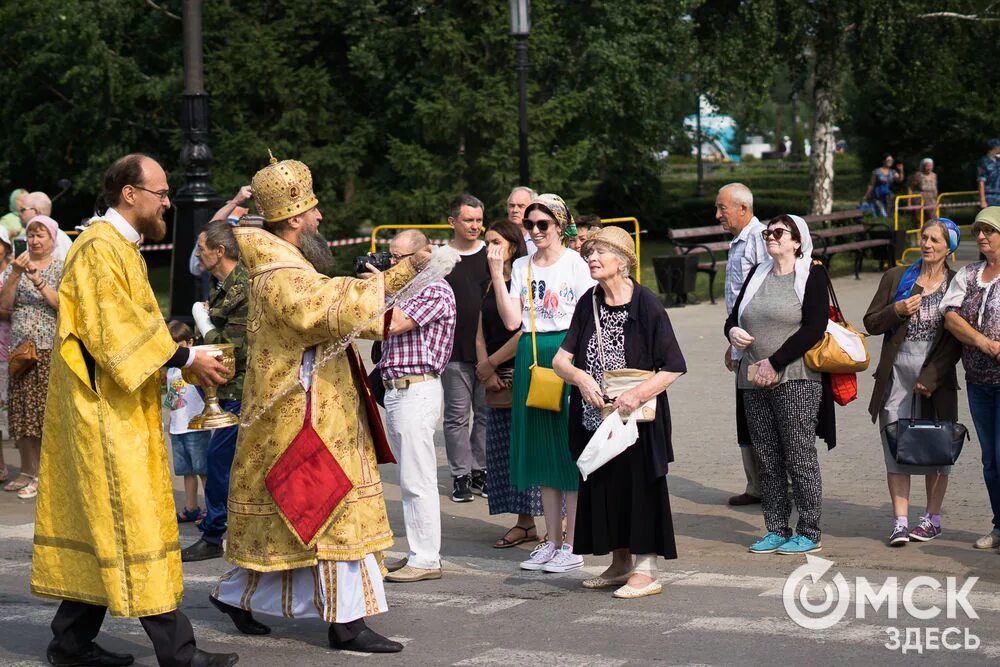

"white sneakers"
[519, 541, 583, 573]
[542, 544, 584, 572]
[520, 540, 557, 570]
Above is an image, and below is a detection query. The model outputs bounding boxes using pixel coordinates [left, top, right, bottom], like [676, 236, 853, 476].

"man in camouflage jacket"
[182, 220, 249, 562]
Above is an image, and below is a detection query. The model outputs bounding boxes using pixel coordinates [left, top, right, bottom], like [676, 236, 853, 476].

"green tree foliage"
[844, 1, 1000, 193]
[0, 0, 698, 237]
[0, 0, 182, 223]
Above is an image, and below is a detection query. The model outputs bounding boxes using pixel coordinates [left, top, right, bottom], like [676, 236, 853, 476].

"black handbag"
[882, 394, 969, 467]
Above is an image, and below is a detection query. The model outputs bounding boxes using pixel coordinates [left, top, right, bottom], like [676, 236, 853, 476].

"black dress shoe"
[209, 595, 271, 635]
[727, 493, 762, 506]
[330, 627, 403, 653]
[189, 649, 239, 667]
[181, 539, 224, 562]
[47, 642, 134, 666]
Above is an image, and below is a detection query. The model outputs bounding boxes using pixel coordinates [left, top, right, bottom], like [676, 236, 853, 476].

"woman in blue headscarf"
[864, 218, 963, 547]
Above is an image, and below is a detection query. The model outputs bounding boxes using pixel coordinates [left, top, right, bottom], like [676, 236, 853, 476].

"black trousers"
[50, 600, 196, 667]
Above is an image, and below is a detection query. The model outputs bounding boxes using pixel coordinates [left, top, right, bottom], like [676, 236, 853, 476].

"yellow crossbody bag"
[524, 260, 565, 412]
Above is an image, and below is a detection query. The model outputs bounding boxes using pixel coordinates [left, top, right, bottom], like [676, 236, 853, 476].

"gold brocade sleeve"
[61, 238, 176, 394]
[382, 259, 417, 296]
[261, 268, 385, 345]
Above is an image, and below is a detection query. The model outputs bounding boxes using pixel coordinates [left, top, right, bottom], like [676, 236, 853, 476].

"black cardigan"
[724, 263, 837, 449]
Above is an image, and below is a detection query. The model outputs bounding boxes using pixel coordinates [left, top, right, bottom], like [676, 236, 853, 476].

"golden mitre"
[251, 150, 319, 222]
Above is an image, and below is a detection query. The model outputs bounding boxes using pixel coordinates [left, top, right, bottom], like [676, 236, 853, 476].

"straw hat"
[582, 225, 637, 269]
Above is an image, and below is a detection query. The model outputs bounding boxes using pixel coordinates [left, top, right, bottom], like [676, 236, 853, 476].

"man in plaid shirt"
[375, 229, 456, 583]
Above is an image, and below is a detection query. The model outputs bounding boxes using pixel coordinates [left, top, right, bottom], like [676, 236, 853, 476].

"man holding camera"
[442, 194, 490, 503]
[374, 229, 456, 583]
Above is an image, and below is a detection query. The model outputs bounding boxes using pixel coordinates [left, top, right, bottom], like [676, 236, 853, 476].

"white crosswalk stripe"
[453, 648, 627, 666]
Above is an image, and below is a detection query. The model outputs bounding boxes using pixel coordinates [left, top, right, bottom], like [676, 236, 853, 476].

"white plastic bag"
[576, 409, 640, 481]
[825, 319, 867, 362]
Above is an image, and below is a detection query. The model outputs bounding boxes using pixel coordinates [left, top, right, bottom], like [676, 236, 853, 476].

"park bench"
[665, 224, 730, 304]
[803, 210, 893, 278]
[666, 209, 894, 303]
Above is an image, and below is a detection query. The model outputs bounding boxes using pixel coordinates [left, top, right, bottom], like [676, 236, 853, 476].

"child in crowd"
[165, 321, 211, 523]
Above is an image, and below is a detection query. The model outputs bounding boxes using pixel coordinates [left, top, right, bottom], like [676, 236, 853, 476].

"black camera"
[354, 251, 393, 275]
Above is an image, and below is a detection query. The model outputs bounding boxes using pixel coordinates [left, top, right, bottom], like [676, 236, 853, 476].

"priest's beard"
[300, 230, 334, 273]
[137, 211, 168, 242]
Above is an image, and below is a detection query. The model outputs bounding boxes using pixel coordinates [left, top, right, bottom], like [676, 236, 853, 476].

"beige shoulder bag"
[593, 293, 656, 422]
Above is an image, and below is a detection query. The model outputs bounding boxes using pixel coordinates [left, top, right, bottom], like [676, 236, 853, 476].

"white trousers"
[212, 555, 388, 624]
[384, 378, 443, 569]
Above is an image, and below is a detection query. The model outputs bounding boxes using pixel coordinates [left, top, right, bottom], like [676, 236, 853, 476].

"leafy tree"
[0, 0, 702, 239]
[843, 2, 1000, 197]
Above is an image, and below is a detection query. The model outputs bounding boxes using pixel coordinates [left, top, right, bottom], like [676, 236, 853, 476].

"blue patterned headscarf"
[893, 217, 961, 302]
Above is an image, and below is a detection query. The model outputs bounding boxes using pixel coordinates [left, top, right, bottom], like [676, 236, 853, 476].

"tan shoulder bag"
[593, 293, 656, 422]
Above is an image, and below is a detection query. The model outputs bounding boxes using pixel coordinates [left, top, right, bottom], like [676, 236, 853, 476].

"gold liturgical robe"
[226, 228, 416, 571]
[31, 221, 181, 617]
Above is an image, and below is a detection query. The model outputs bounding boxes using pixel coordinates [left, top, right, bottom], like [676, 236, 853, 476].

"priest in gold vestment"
[30, 154, 237, 667]
[207, 155, 428, 654]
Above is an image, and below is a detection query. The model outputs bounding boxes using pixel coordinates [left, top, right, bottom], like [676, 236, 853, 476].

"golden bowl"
[181, 343, 239, 430]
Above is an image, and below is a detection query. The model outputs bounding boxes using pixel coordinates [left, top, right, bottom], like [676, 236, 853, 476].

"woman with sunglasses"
[476, 219, 544, 548]
[489, 194, 595, 573]
[725, 215, 833, 555]
[941, 207, 1000, 550]
[864, 218, 962, 546]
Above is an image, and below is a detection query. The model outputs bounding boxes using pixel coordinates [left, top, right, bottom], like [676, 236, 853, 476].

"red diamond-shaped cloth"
[265, 393, 353, 547]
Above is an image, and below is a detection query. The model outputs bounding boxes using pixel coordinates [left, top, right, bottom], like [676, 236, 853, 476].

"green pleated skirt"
[510, 332, 578, 492]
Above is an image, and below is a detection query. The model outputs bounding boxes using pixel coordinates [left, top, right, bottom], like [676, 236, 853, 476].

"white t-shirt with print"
[165, 368, 207, 435]
[508, 249, 596, 332]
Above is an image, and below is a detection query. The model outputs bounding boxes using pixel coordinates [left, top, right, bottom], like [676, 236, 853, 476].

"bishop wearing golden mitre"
[206, 154, 428, 653]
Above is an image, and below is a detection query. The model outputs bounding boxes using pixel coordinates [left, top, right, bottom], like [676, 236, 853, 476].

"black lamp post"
[510, 0, 530, 187]
[170, 0, 221, 320]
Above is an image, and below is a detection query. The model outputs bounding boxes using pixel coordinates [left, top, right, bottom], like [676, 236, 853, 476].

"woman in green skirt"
[488, 193, 596, 573]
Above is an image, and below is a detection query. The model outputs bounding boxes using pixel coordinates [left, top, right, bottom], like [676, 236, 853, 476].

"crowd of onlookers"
[362, 188, 683, 599]
[0, 189, 69, 500]
[720, 177, 1000, 557]
[5, 141, 1000, 599]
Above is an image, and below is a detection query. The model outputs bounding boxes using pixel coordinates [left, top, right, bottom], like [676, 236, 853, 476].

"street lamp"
[170, 0, 222, 320]
[510, 0, 530, 187]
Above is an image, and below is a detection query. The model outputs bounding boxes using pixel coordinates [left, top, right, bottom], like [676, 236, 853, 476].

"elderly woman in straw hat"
[553, 226, 687, 599]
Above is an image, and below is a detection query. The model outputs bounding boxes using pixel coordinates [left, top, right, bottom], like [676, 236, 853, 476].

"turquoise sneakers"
[748, 532, 790, 554]
[776, 534, 822, 555]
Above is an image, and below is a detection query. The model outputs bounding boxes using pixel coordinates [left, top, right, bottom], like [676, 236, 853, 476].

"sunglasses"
[762, 227, 794, 241]
[522, 219, 552, 232]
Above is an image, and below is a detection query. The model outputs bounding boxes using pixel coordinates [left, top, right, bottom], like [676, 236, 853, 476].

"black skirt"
[573, 436, 677, 559]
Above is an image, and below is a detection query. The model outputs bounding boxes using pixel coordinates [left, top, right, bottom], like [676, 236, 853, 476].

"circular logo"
[783, 555, 851, 630]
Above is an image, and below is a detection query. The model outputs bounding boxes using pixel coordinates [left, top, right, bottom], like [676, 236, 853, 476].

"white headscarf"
[737, 214, 813, 325]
